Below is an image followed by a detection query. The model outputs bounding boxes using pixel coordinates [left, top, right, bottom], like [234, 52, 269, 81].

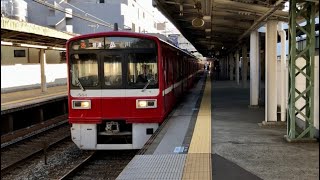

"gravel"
[2, 140, 91, 180]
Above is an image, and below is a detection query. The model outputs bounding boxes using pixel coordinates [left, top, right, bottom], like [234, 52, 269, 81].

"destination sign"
[71, 37, 156, 50]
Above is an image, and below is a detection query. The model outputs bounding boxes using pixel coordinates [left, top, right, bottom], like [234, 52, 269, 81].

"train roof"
[68, 31, 198, 60]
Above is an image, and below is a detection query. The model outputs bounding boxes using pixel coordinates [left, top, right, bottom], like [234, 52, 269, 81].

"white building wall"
[1, 46, 66, 92]
[1, 64, 67, 91]
[122, 0, 159, 33]
[1, 64, 41, 88]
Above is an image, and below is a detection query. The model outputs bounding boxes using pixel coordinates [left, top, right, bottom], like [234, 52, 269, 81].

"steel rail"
[58, 151, 96, 180]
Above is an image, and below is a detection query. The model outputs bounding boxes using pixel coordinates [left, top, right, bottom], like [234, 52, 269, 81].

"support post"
[250, 30, 259, 106]
[242, 45, 248, 88]
[226, 56, 229, 80]
[278, 22, 287, 122]
[265, 20, 278, 122]
[40, 49, 47, 92]
[229, 53, 234, 81]
[235, 50, 240, 85]
[286, 0, 316, 141]
[259, 46, 264, 104]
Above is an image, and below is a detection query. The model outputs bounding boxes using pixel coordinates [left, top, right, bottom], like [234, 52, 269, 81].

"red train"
[67, 31, 202, 150]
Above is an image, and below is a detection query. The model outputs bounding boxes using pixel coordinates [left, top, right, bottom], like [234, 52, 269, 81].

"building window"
[143, 12, 145, 19]
[99, 0, 105, 3]
[14, 50, 26, 57]
[154, 22, 156, 28]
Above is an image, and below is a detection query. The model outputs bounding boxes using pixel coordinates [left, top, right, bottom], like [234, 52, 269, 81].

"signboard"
[71, 37, 156, 50]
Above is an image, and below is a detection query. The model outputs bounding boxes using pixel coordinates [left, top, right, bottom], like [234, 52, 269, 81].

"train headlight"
[72, 100, 91, 109]
[136, 99, 157, 109]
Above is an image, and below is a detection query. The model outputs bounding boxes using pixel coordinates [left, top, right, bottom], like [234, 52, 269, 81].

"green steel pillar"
[287, 0, 316, 140]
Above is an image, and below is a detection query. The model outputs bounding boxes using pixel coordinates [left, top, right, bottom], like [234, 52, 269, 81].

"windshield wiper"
[76, 78, 85, 91]
[141, 80, 151, 92]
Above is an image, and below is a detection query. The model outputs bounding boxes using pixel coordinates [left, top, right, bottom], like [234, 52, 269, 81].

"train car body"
[67, 31, 201, 150]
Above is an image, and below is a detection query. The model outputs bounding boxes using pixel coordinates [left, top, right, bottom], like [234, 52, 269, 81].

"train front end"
[67, 33, 163, 150]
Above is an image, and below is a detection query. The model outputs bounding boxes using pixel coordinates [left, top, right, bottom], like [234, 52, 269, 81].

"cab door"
[100, 52, 126, 119]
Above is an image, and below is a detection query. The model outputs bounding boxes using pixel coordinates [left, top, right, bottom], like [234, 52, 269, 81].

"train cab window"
[70, 53, 99, 88]
[103, 54, 122, 87]
[127, 53, 158, 89]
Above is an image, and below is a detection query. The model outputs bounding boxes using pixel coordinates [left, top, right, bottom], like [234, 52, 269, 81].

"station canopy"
[1, 17, 75, 48]
[152, 0, 294, 57]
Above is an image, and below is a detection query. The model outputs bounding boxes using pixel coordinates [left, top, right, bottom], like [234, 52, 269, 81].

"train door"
[100, 52, 126, 118]
[162, 56, 167, 113]
[164, 55, 173, 113]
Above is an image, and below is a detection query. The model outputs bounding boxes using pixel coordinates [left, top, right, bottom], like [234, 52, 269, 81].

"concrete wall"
[1, 46, 66, 92]
[1, 46, 29, 64]
[1, 46, 62, 65]
[276, 55, 319, 137]
[1, 64, 67, 91]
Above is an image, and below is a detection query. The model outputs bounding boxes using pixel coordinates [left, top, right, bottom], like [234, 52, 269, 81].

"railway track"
[1, 114, 68, 147]
[1, 122, 70, 176]
[58, 150, 137, 180]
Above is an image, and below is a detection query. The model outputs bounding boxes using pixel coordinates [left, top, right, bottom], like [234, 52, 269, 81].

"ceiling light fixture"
[21, 44, 48, 49]
[1, 41, 13, 45]
[179, 4, 183, 16]
[192, 17, 204, 27]
[203, 16, 211, 21]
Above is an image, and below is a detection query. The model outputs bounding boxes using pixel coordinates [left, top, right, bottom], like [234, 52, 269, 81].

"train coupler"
[105, 121, 120, 134]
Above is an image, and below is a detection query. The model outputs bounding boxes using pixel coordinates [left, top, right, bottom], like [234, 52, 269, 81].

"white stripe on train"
[70, 74, 195, 98]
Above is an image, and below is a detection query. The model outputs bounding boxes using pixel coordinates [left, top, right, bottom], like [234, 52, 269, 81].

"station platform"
[1, 85, 67, 113]
[117, 74, 319, 180]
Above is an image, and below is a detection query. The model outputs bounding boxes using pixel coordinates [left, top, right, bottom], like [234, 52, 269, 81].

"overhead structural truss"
[287, 0, 316, 140]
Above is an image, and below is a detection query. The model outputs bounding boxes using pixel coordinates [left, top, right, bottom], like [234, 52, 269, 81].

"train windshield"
[70, 53, 99, 88]
[69, 36, 158, 90]
[127, 53, 158, 88]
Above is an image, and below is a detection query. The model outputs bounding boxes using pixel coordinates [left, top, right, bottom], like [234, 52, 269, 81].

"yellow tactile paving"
[182, 76, 212, 180]
[188, 76, 211, 153]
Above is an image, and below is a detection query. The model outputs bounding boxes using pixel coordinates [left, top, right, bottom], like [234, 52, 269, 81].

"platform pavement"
[211, 81, 319, 180]
[117, 77, 318, 179]
[1, 85, 67, 111]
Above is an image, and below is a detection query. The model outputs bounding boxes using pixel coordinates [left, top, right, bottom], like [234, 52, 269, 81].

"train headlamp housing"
[72, 100, 91, 109]
[136, 99, 157, 109]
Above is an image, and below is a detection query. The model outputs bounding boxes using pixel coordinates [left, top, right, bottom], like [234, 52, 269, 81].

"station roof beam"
[152, 0, 290, 57]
